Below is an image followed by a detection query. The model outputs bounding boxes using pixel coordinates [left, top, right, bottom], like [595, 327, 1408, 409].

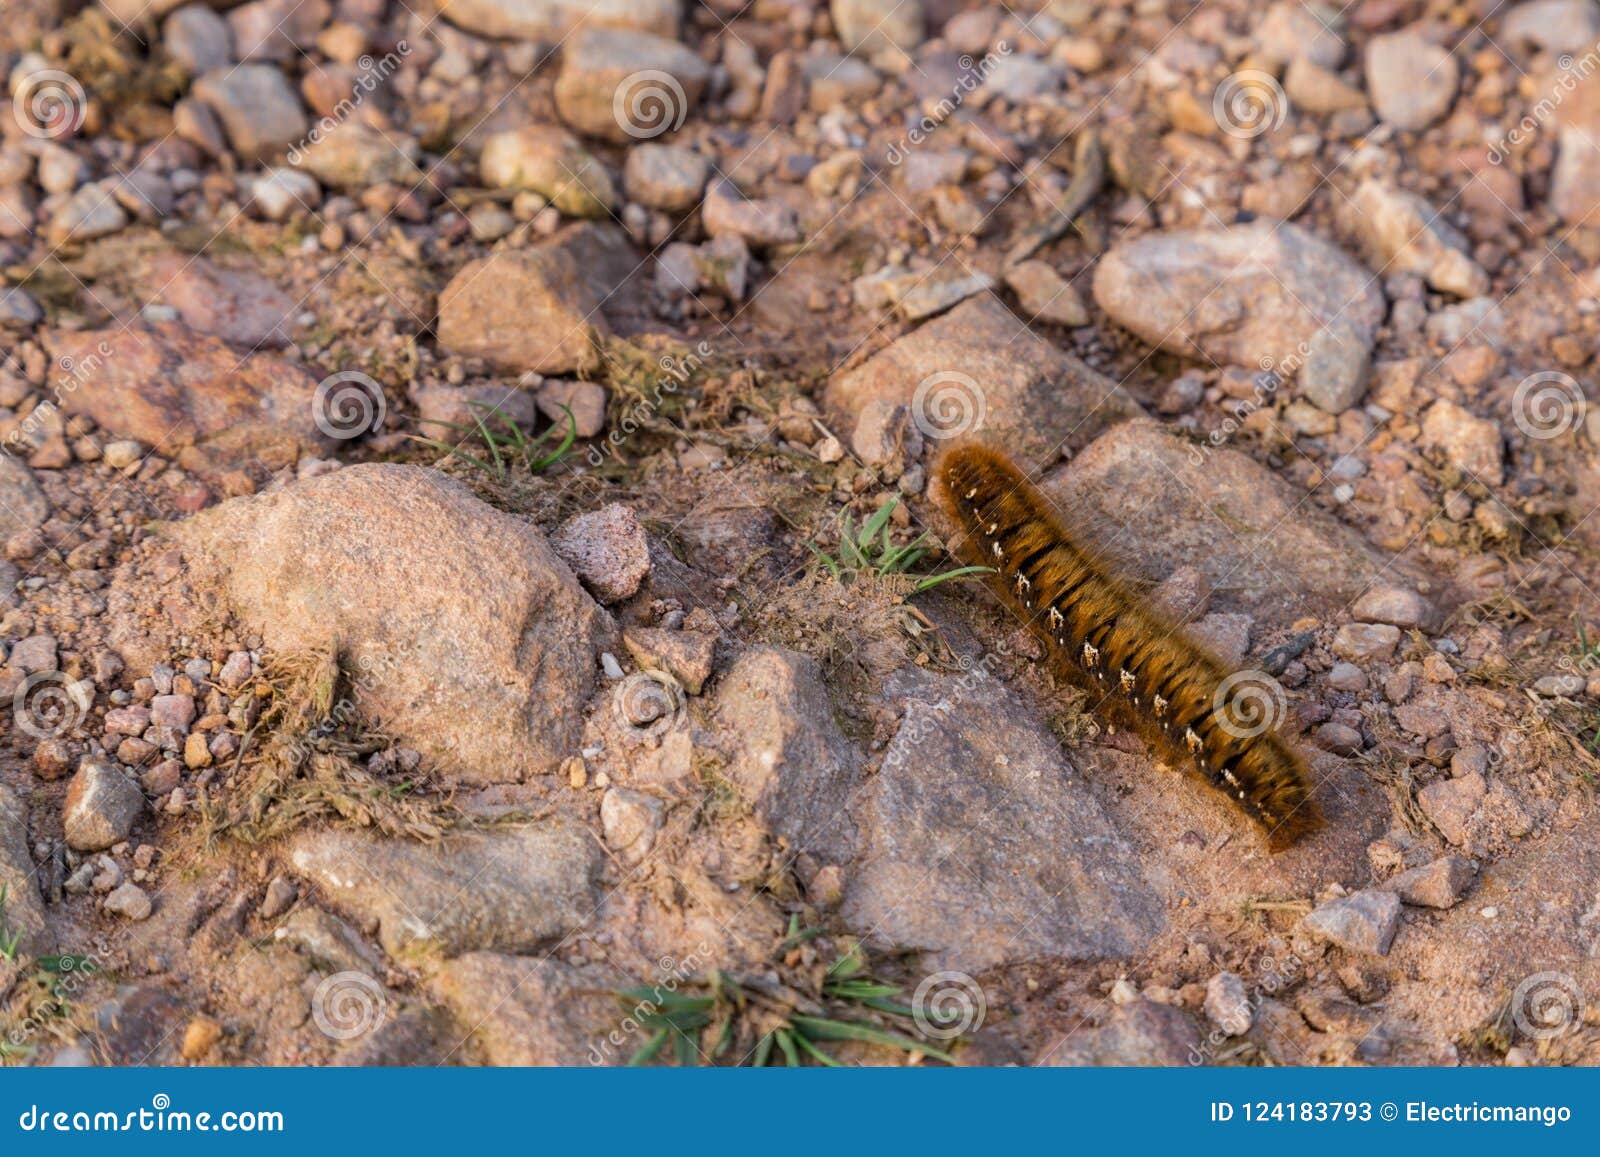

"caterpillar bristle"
[935, 443, 1321, 851]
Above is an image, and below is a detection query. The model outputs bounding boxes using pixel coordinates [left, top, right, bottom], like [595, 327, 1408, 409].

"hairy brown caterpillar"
[936, 443, 1321, 850]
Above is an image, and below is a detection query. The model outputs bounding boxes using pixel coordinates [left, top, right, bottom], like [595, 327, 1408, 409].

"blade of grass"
[790, 1030, 842, 1067]
[791, 1015, 956, 1063]
[628, 1027, 670, 1066]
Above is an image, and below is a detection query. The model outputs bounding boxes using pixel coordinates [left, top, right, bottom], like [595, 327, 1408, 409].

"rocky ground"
[1, 0, 1599, 1068]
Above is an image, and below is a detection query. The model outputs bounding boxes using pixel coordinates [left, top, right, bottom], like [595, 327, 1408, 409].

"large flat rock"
[825, 295, 1144, 471]
[46, 324, 332, 470]
[712, 646, 861, 864]
[1092, 220, 1386, 389]
[841, 668, 1164, 972]
[173, 463, 613, 784]
[1042, 420, 1404, 626]
[290, 820, 601, 960]
[433, 953, 626, 1065]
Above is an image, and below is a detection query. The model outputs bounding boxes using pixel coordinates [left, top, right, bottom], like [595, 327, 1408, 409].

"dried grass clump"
[199, 646, 456, 845]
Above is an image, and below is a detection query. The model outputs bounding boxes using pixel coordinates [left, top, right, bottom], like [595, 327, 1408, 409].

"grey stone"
[192, 65, 309, 161]
[173, 464, 612, 785]
[1385, 854, 1474, 908]
[1344, 181, 1488, 298]
[289, 820, 601, 959]
[46, 182, 129, 244]
[622, 143, 709, 212]
[63, 758, 144, 852]
[1204, 971, 1254, 1035]
[1038, 1000, 1201, 1066]
[1351, 587, 1429, 629]
[702, 180, 800, 248]
[0, 456, 49, 543]
[1365, 28, 1458, 131]
[1004, 259, 1090, 326]
[827, 295, 1143, 471]
[621, 625, 715, 695]
[0, 287, 42, 327]
[103, 882, 153, 920]
[555, 27, 709, 144]
[7, 633, 57, 674]
[164, 6, 234, 74]
[249, 167, 320, 221]
[273, 906, 382, 974]
[714, 646, 860, 862]
[1332, 623, 1401, 662]
[536, 379, 608, 438]
[1044, 421, 1404, 627]
[1421, 400, 1504, 486]
[1418, 772, 1485, 846]
[1254, 0, 1347, 69]
[0, 786, 52, 958]
[434, 953, 625, 1065]
[599, 787, 663, 866]
[294, 122, 422, 190]
[1299, 323, 1371, 413]
[552, 503, 651, 605]
[1501, 0, 1600, 56]
[436, 235, 612, 375]
[1092, 221, 1385, 393]
[1303, 889, 1401, 954]
[479, 126, 615, 217]
[831, 0, 923, 54]
[439, 0, 681, 42]
[841, 668, 1163, 972]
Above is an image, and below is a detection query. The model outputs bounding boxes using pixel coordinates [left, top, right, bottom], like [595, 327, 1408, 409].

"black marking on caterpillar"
[937, 444, 1321, 851]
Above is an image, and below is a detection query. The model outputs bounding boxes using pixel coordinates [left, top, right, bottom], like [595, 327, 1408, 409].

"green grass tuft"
[807, 495, 991, 593]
